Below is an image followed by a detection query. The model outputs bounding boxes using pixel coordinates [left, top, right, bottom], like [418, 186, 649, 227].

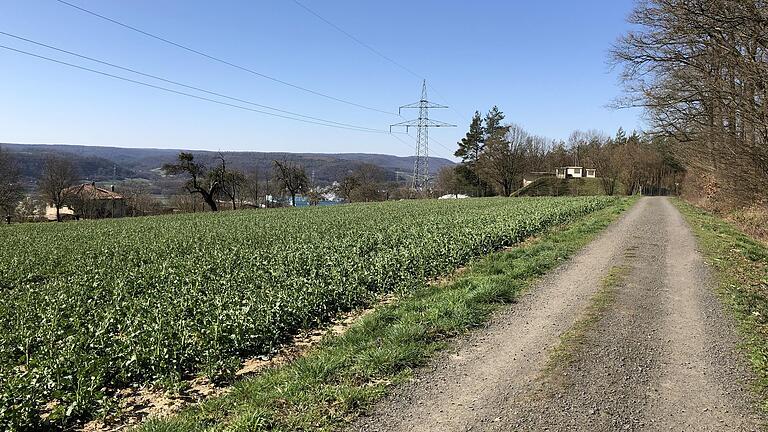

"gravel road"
[350, 197, 765, 432]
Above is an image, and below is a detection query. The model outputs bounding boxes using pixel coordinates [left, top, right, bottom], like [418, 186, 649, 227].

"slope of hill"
[512, 177, 619, 197]
[2, 143, 455, 187]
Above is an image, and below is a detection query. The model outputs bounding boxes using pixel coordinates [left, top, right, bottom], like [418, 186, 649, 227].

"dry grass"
[727, 205, 768, 245]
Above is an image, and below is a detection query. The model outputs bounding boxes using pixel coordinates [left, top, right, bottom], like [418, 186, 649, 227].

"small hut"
[61, 182, 127, 219]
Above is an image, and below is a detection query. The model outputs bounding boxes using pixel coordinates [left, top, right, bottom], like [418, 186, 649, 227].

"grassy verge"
[673, 199, 768, 411]
[543, 265, 629, 379]
[138, 198, 635, 432]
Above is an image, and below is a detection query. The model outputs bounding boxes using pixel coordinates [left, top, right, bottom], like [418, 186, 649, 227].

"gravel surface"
[350, 197, 765, 432]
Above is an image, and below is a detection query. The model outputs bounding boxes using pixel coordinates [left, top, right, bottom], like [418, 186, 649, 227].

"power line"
[0, 43, 394, 134]
[391, 132, 452, 161]
[424, 134, 456, 157]
[401, 130, 454, 160]
[292, 0, 423, 80]
[425, 83, 469, 125]
[53, 0, 397, 116]
[292, 0, 469, 124]
[390, 132, 416, 152]
[0, 31, 385, 132]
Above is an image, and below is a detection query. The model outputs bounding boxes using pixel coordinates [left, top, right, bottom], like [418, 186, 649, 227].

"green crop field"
[0, 196, 616, 430]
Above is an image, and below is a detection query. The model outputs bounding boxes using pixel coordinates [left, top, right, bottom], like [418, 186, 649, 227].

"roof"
[64, 183, 124, 200]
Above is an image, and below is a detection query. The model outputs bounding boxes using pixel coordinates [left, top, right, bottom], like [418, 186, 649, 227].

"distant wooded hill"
[3, 143, 454, 190]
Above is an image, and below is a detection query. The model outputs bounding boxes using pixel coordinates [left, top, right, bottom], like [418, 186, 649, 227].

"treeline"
[613, 0, 768, 208]
[0, 118, 687, 224]
[437, 106, 683, 197]
[0, 145, 416, 222]
[161, 152, 415, 211]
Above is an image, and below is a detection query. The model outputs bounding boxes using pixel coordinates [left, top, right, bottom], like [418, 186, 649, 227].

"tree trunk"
[200, 192, 218, 212]
[291, 192, 296, 207]
[56, 205, 61, 222]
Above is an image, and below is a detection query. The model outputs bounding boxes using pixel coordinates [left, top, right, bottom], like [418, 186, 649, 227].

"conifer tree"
[484, 106, 507, 140]
[454, 111, 484, 164]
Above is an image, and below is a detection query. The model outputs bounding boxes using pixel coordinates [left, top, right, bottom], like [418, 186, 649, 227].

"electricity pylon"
[390, 80, 455, 191]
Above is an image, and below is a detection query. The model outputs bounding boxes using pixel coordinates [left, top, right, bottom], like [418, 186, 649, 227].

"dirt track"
[351, 197, 765, 432]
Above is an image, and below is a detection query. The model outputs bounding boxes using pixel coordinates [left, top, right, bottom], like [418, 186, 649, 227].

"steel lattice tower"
[391, 80, 455, 191]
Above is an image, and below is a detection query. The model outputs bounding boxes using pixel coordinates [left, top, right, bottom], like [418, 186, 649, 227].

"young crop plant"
[0, 196, 617, 430]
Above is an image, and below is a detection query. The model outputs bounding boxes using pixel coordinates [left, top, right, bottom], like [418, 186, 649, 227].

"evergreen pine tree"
[484, 106, 507, 140]
[454, 111, 484, 164]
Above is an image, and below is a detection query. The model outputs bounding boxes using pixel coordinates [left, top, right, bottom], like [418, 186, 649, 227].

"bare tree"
[354, 163, 387, 202]
[0, 146, 23, 222]
[305, 189, 323, 206]
[210, 153, 247, 210]
[592, 144, 620, 196]
[336, 163, 388, 203]
[436, 166, 462, 196]
[122, 180, 162, 216]
[543, 140, 572, 171]
[66, 185, 99, 220]
[478, 136, 516, 196]
[477, 124, 544, 196]
[170, 193, 206, 213]
[272, 159, 308, 206]
[162, 152, 219, 211]
[570, 129, 619, 195]
[336, 175, 359, 203]
[241, 168, 261, 208]
[15, 196, 44, 222]
[612, 0, 768, 205]
[39, 156, 77, 222]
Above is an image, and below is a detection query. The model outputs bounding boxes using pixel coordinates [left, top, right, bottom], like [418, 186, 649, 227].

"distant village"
[37, 179, 347, 222]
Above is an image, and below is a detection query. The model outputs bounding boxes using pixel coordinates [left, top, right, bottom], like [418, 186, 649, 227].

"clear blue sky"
[0, 0, 642, 160]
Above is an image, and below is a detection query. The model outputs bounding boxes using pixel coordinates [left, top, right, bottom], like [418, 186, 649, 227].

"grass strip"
[673, 199, 768, 412]
[138, 198, 635, 432]
[543, 265, 629, 380]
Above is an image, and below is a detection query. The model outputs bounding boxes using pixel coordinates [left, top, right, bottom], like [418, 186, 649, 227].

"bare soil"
[351, 197, 765, 432]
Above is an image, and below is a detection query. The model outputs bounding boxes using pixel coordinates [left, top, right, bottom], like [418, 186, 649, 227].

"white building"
[555, 166, 596, 179]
